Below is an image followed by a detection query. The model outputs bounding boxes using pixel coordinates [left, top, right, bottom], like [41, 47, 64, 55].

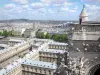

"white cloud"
[12, 0, 28, 4]
[31, 2, 48, 9]
[85, 4, 100, 20]
[53, 2, 73, 8]
[69, 9, 77, 12]
[86, 4, 100, 10]
[48, 9, 55, 13]
[40, 0, 51, 3]
[63, 2, 73, 6]
[60, 7, 69, 12]
[22, 5, 29, 9]
[41, 0, 67, 4]
[4, 4, 15, 9]
[59, 7, 77, 13]
[37, 8, 47, 14]
[82, 0, 100, 3]
[31, 3, 44, 9]
[53, 3, 62, 7]
[41, 0, 74, 12]
[0, 0, 78, 20]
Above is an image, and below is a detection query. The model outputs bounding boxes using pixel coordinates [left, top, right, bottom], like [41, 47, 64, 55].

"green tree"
[61, 34, 68, 42]
[8, 31, 14, 36]
[0, 32, 2, 35]
[0, 30, 15, 37]
[52, 34, 68, 42]
[41, 32, 45, 38]
[45, 33, 50, 39]
[2, 30, 8, 37]
[52, 34, 59, 41]
[36, 32, 68, 43]
[36, 32, 45, 39]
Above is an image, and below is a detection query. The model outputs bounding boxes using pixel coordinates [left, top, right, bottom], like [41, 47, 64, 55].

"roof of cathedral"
[80, 5, 88, 17]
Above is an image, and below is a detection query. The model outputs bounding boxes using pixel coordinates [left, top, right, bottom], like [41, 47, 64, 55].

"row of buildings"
[0, 38, 68, 75]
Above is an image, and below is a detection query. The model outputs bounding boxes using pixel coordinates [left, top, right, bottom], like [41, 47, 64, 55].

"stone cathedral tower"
[79, 5, 88, 24]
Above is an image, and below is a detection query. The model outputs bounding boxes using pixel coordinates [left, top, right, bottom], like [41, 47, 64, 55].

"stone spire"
[79, 5, 88, 23]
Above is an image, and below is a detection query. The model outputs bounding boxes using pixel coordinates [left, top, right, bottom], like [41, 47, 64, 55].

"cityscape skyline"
[0, 1, 100, 74]
[0, 0, 100, 20]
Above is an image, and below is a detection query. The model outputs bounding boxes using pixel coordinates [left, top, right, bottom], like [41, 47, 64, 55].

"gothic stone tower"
[79, 5, 88, 24]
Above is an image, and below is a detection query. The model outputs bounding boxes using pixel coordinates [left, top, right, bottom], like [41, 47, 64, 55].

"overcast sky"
[0, 0, 100, 20]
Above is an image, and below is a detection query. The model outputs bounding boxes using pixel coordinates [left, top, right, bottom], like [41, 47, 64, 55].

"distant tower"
[79, 5, 88, 24]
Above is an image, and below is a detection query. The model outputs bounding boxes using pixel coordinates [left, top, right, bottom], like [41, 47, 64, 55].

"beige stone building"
[39, 49, 65, 63]
[0, 38, 67, 75]
[0, 59, 57, 75]
[49, 42, 68, 50]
